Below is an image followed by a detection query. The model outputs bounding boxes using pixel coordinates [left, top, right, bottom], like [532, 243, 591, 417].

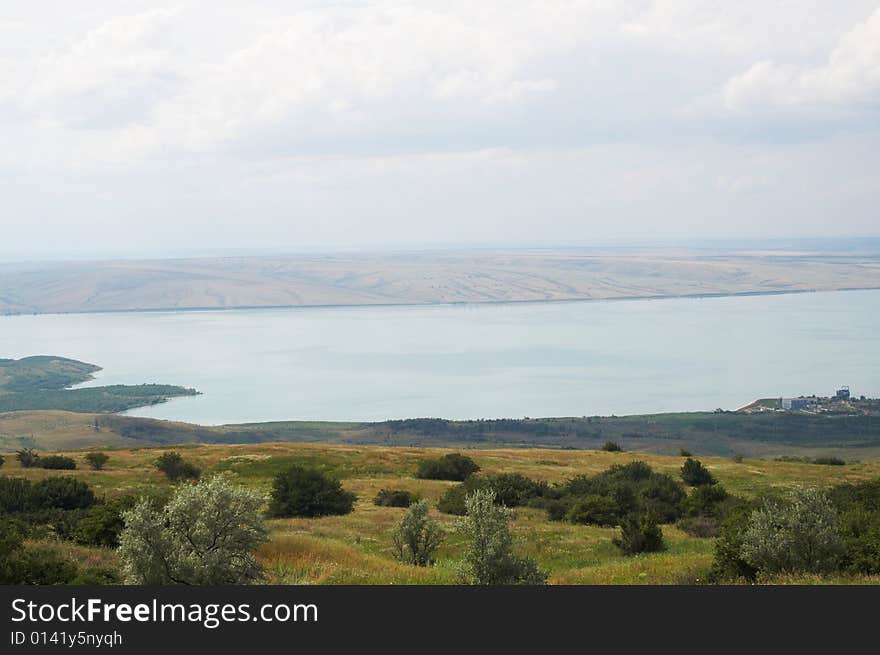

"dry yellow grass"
[3, 442, 879, 584]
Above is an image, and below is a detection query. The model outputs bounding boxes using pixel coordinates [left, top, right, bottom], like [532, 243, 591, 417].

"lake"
[1, 289, 878, 424]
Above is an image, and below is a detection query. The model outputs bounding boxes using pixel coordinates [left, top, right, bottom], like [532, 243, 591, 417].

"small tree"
[601, 441, 623, 452]
[614, 512, 665, 555]
[739, 488, 842, 576]
[16, 448, 39, 468]
[155, 452, 201, 482]
[267, 465, 355, 518]
[681, 458, 716, 486]
[457, 489, 547, 585]
[118, 474, 269, 584]
[390, 500, 445, 566]
[85, 452, 110, 471]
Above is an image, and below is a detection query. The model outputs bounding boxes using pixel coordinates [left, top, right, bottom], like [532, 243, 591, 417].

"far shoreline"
[3, 285, 880, 319]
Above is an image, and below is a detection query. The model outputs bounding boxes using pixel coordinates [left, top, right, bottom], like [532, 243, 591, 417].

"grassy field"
[4, 442, 880, 585]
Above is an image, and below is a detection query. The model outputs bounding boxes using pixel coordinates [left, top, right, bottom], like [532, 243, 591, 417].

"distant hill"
[2, 248, 879, 315]
[2, 408, 879, 460]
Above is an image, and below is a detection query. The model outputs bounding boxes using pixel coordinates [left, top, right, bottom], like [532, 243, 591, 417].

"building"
[836, 386, 851, 400]
[782, 397, 812, 410]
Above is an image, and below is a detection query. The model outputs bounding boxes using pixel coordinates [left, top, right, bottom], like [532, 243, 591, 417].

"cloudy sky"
[1, 1, 878, 258]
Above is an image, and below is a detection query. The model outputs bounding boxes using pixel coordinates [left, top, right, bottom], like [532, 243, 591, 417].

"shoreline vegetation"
[0, 356, 198, 414]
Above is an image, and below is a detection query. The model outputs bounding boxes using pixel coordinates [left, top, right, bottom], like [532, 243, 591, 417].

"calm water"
[1, 290, 878, 424]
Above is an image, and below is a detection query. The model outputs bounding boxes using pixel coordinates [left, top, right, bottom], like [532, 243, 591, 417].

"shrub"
[267, 465, 355, 518]
[71, 567, 121, 585]
[680, 458, 716, 486]
[0, 454, 4, 468]
[74, 496, 138, 548]
[677, 516, 719, 538]
[85, 452, 110, 471]
[38, 455, 77, 470]
[119, 474, 269, 584]
[457, 489, 547, 585]
[0, 477, 32, 513]
[813, 457, 846, 466]
[731, 454, 744, 464]
[0, 521, 78, 584]
[682, 484, 731, 518]
[16, 448, 39, 468]
[613, 512, 665, 555]
[708, 504, 759, 582]
[639, 474, 687, 522]
[374, 488, 418, 508]
[601, 441, 623, 452]
[565, 495, 620, 526]
[739, 488, 843, 576]
[561, 462, 686, 524]
[837, 509, 880, 574]
[679, 449, 693, 457]
[390, 501, 445, 566]
[415, 453, 480, 481]
[30, 477, 96, 511]
[437, 484, 469, 515]
[481, 473, 547, 507]
[155, 452, 201, 482]
[606, 461, 654, 483]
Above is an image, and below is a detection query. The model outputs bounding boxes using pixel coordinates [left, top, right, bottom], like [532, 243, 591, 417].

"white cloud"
[0, 1, 878, 254]
[723, 7, 880, 112]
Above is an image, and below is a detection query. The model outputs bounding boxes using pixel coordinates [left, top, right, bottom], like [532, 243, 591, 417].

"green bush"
[813, 457, 846, 466]
[680, 458, 716, 486]
[390, 500, 445, 566]
[682, 484, 731, 518]
[267, 465, 356, 518]
[71, 567, 121, 585]
[119, 474, 269, 584]
[437, 484, 470, 515]
[374, 488, 419, 508]
[30, 477, 96, 511]
[85, 452, 110, 470]
[601, 441, 623, 452]
[0, 521, 78, 584]
[679, 449, 693, 457]
[739, 488, 843, 576]
[481, 473, 547, 507]
[155, 452, 201, 482]
[415, 453, 480, 481]
[837, 509, 880, 574]
[16, 448, 40, 468]
[0, 454, 4, 468]
[38, 455, 77, 470]
[74, 496, 138, 548]
[613, 512, 665, 555]
[0, 477, 32, 513]
[565, 495, 620, 526]
[458, 489, 547, 585]
[561, 461, 686, 525]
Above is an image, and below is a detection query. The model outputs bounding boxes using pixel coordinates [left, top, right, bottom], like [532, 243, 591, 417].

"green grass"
[3, 441, 880, 585]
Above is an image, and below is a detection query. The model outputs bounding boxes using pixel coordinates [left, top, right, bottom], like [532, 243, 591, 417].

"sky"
[1, 1, 879, 258]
